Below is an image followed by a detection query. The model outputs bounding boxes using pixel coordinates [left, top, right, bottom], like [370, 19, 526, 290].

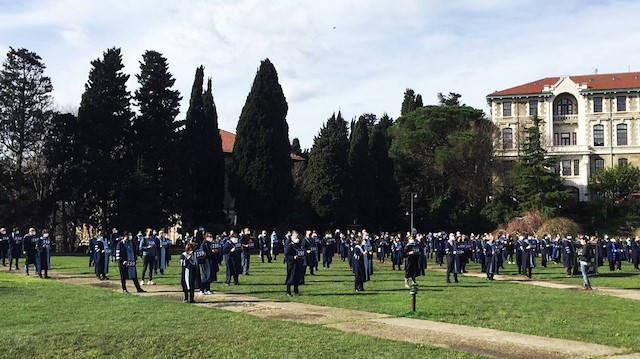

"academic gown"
[9, 234, 23, 258]
[180, 251, 198, 291]
[523, 239, 537, 269]
[284, 240, 305, 286]
[223, 240, 242, 276]
[561, 239, 574, 269]
[36, 236, 51, 272]
[303, 237, 318, 268]
[403, 241, 421, 279]
[632, 240, 640, 266]
[200, 240, 220, 283]
[95, 237, 109, 276]
[22, 234, 38, 265]
[391, 241, 404, 267]
[116, 240, 138, 279]
[445, 241, 461, 274]
[322, 237, 335, 265]
[484, 242, 495, 274]
[352, 245, 366, 284]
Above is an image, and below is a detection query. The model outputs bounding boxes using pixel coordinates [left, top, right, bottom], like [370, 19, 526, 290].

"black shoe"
[189, 300, 196, 303]
[137, 289, 147, 293]
[44, 276, 51, 279]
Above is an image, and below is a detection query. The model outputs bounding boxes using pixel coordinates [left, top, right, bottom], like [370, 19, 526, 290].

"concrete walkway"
[9, 269, 632, 359]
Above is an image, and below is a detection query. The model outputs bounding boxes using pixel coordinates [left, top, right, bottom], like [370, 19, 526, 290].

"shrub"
[536, 217, 581, 237]
[505, 210, 545, 236]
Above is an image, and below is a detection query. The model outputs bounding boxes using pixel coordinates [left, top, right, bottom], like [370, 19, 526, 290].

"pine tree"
[400, 88, 422, 115]
[77, 47, 133, 229]
[230, 59, 293, 228]
[0, 47, 53, 225]
[302, 112, 351, 227]
[369, 114, 400, 230]
[123, 50, 182, 228]
[349, 115, 375, 227]
[512, 115, 570, 217]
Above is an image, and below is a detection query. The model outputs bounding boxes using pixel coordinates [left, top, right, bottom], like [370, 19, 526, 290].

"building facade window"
[593, 124, 604, 146]
[572, 132, 577, 145]
[561, 160, 572, 176]
[595, 159, 605, 172]
[617, 124, 628, 146]
[617, 96, 626, 112]
[502, 128, 513, 149]
[618, 158, 628, 165]
[573, 159, 580, 175]
[557, 98, 573, 115]
[503, 102, 512, 117]
[529, 100, 538, 116]
[593, 96, 603, 113]
[553, 133, 559, 146]
[560, 132, 571, 145]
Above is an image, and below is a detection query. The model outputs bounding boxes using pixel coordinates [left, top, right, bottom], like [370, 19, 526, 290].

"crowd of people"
[2, 225, 640, 301]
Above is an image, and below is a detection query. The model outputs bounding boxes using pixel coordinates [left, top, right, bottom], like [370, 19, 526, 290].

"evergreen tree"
[511, 115, 570, 217]
[291, 137, 302, 156]
[369, 114, 400, 230]
[0, 47, 53, 225]
[77, 47, 133, 229]
[230, 59, 293, 227]
[438, 92, 462, 106]
[400, 88, 422, 115]
[200, 77, 225, 224]
[349, 115, 375, 227]
[121, 50, 181, 228]
[302, 112, 351, 227]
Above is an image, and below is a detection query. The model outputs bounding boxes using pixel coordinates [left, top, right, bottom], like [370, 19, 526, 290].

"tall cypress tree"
[200, 77, 225, 223]
[512, 115, 570, 217]
[349, 115, 375, 227]
[369, 114, 400, 230]
[400, 88, 422, 116]
[302, 112, 351, 228]
[180, 66, 205, 229]
[230, 59, 293, 228]
[77, 47, 133, 229]
[118, 50, 182, 229]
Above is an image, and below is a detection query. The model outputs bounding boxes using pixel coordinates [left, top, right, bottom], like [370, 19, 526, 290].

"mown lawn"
[0, 271, 482, 359]
[40, 253, 640, 351]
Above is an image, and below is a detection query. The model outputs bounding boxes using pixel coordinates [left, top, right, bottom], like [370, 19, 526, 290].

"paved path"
[8, 268, 633, 359]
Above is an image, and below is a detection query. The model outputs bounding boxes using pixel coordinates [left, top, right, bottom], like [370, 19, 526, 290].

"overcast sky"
[1, 0, 639, 148]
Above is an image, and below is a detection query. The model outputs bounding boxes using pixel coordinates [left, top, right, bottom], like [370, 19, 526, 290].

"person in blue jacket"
[180, 242, 198, 303]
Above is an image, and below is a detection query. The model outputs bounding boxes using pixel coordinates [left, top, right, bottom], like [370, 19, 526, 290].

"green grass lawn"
[0, 271, 482, 359]
[39, 253, 640, 352]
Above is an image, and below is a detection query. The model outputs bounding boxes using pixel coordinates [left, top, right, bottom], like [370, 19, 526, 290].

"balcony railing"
[553, 114, 578, 122]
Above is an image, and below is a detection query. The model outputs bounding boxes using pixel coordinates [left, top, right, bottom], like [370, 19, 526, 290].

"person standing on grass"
[352, 237, 366, 292]
[116, 232, 145, 294]
[110, 228, 120, 263]
[561, 235, 575, 276]
[403, 235, 420, 288]
[0, 228, 10, 266]
[22, 228, 38, 276]
[258, 230, 271, 263]
[8, 228, 22, 271]
[240, 228, 252, 275]
[445, 233, 460, 284]
[303, 230, 318, 276]
[199, 232, 219, 295]
[483, 234, 496, 281]
[522, 235, 537, 279]
[578, 235, 593, 290]
[95, 231, 110, 280]
[391, 236, 403, 271]
[270, 230, 279, 262]
[157, 231, 171, 275]
[180, 242, 198, 303]
[284, 230, 305, 296]
[632, 236, 640, 270]
[139, 228, 159, 285]
[224, 233, 242, 285]
[322, 231, 335, 269]
[36, 229, 52, 279]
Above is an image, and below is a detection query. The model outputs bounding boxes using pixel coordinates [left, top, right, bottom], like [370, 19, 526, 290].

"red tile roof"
[219, 129, 305, 161]
[488, 72, 640, 97]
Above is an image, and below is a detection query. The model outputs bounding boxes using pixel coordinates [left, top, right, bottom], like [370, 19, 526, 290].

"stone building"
[487, 72, 640, 201]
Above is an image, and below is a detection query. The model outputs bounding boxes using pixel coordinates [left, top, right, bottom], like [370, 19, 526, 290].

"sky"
[1, 0, 640, 148]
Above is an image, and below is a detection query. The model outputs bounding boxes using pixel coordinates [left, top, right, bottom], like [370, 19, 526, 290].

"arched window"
[502, 128, 513, 149]
[593, 125, 604, 146]
[617, 124, 628, 146]
[557, 98, 573, 115]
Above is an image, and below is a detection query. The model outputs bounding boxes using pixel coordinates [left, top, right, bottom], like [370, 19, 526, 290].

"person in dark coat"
[22, 228, 38, 276]
[0, 227, 9, 266]
[403, 235, 420, 287]
[8, 228, 22, 271]
[95, 231, 110, 280]
[200, 232, 220, 295]
[322, 232, 335, 268]
[180, 243, 198, 303]
[240, 228, 253, 275]
[223, 234, 242, 285]
[596, 236, 606, 267]
[561, 235, 575, 276]
[352, 237, 366, 292]
[606, 237, 622, 271]
[303, 230, 318, 276]
[115, 232, 145, 294]
[484, 234, 496, 280]
[522, 235, 538, 279]
[632, 236, 640, 270]
[445, 233, 460, 283]
[270, 231, 279, 261]
[391, 236, 403, 270]
[284, 230, 305, 296]
[258, 230, 272, 263]
[139, 228, 159, 285]
[36, 229, 52, 279]
[435, 233, 445, 266]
